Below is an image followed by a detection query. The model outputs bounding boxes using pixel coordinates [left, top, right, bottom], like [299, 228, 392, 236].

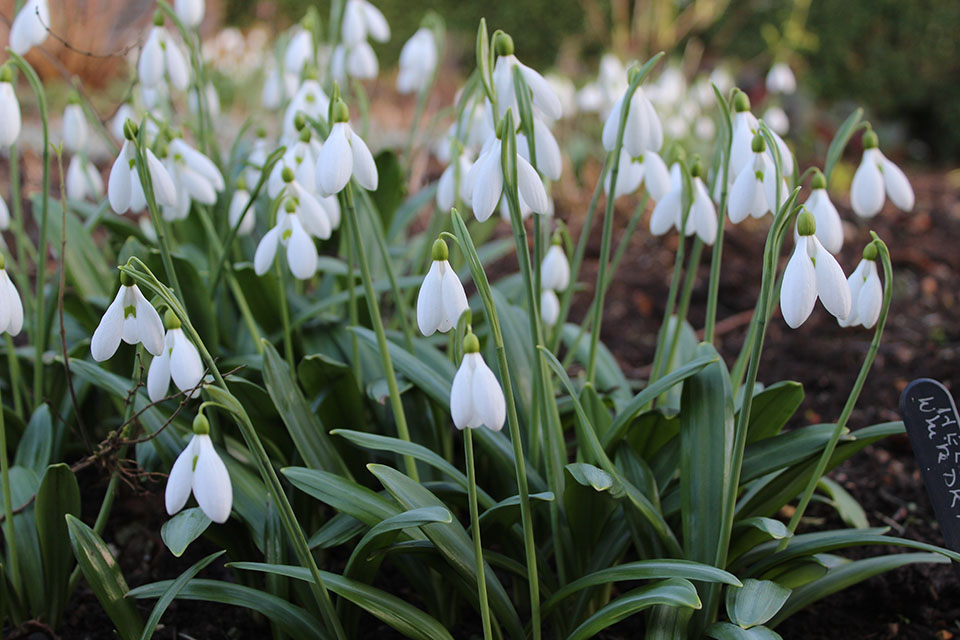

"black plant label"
[899, 378, 960, 553]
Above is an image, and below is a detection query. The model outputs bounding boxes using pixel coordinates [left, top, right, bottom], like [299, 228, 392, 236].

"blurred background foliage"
[219, 0, 957, 162]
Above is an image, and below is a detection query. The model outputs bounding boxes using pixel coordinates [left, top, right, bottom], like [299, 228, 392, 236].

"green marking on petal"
[123, 305, 137, 319]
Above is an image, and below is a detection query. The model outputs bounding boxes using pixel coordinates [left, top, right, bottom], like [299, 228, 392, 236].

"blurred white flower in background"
[9, 0, 49, 55]
[766, 62, 797, 95]
[397, 27, 438, 94]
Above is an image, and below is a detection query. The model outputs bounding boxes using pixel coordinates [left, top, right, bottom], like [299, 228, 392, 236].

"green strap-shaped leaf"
[543, 560, 740, 615]
[705, 621, 783, 640]
[817, 476, 869, 529]
[725, 578, 791, 629]
[261, 341, 351, 477]
[13, 404, 52, 475]
[139, 551, 225, 640]
[566, 578, 702, 640]
[66, 515, 143, 640]
[226, 563, 454, 640]
[741, 381, 803, 443]
[160, 508, 211, 558]
[282, 466, 401, 526]
[35, 464, 81, 627]
[127, 577, 327, 640]
[769, 552, 949, 627]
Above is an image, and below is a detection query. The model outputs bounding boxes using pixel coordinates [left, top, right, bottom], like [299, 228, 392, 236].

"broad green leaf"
[35, 464, 81, 626]
[760, 556, 829, 590]
[770, 552, 948, 627]
[560, 323, 632, 409]
[657, 316, 699, 412]
[602, 354, 719, 449]
[6, 466, 44, 613]
[543, 560, 740, 615]
[227, 563, 454, 640]
[729, 518, 791, 563]
[309, 513, 366, 549]
[741, 423, 837, 483]
[387, 182, 437, 243]
[13, 404, 52, 475]
[47, 201, 112, 299]
[706, 621, 783, 640]
[817, 476, 869, 529]
[282, 466, 400, 525]
[742, 381, 803, 443]
[66, 515, 143, 640]
[566, 462, 620, 494]
[566, 578, 701, 640]
[139, 551, 225, 640]
[726, 578, 791, 629]
[160, 508, 211, 558]
[261, 341, 351, 476]
[128, 578, 326, 640]
[367, 464, 524, 639]
[476, 491, 554, 530]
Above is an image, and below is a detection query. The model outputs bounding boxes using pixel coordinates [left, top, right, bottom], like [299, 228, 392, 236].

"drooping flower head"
[491, 32, 562, 123]
[397, 26, 438, 95]
[765, 62, 797, 95]
[174, 0, 205, 29]
[147, 309, 205, 402]
[416, 238, 468, 336]
[62, 94, 88, 153]
[0, 64, 22, 148]
[780, 210, 851, 329]
[602, 66, 663, 158]
[450, 331, 506, 431]
[315, 97, 378, 196]
[541, 237, 570, 292]
[91, 271, 164, 361]
[850, 127, 914, 218]
[0, 253, 24, 337]
[728, 133, 778, 224]
[9, 0, 49, 55]
[803, 168, 843, 254]
[108, 119, 178, 214]
[839, 242, 883, 329]
[138, 12, 191, 92]
[165, 412, 233, 524]
[228, 176, 255, 236]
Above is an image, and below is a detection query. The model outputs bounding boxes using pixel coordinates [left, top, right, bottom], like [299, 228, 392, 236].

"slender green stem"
[0, 383, 21, 598]
[704, 86, 734, 343]
[661, 238, 703, 381]
[8, 53, 50, 408]
[119, 258, 347, 640]
[8, 145, 35, 313]
[340, 185, 419, 481]
[647, 231, 688, 391]
[781, 235, 892, 547]
[464, 428, 494, 640]
[403, 86, 431, 170]
[277, 264, 295, 370]
[450, 210, 540, 638]
[344, 219, 361, 383]
[5, 336, 22, 419]
[133, 131, 182, 297]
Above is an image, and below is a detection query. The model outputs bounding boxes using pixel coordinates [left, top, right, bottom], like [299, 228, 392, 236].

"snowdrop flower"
[341, 0, 390, 46]
[148, 310, 205, 402]
[228, 178, 255, 236]
[450, 332, 505, 431]
[90, 274, 164, 361]
[138, 15, 191, 92]
[850, 128, 914, 218]
[188, 83, 220, 120]
[174, 0, 204, 29]
[165, 413, 232, 524]
[492, 33, 562, 122]
[0, 66, 22, 147]
[9, 0, 49, 55]
[650, 161, 717, 245]
[780, 210, 851, 328]
[517, 116, 562, 181]
[729, 92, 794, 181]
[602, 84, 663, 157]
[315, 99, 378, 196]
[0, 254, 23, 336]
[541, 240, 570, 291]
[541, 289, 560, 326]
[604, 149, 670, 201]
[766, 62, 797, 95]
[465, 128, 548, 222]
[416, 239, 468, 336]
[282, 78, 329, 141]
[576, 53, 627, 115]
[650, 163, 683, 236]
[397, 27, 438, 94]
[803, 169, 843, 253]
[688, 168, 718, 245]
[262, 66, 298, 110]
[109, 104, 136, 142]
[284, 27, 314, 75]
[270, 124, 320, 196]
[161, 137, 225, 220]
[839, 245, 883, 329]
[331, 42, 379, 82]
[437, 153, 472, 212]
[108, 121, 177, 214]
[66, 156, 104, 202]
[728, 133, 778, 223]
[62, 96, 87, 153]
[245, 127, 270, 187]
[254, 206, 318, 280]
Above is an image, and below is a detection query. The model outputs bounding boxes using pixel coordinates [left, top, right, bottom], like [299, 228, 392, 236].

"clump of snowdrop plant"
[0, 8, 947, 640]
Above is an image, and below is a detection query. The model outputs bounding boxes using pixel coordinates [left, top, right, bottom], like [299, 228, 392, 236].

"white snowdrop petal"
[146, 149, 178, 207]
[350, 130, 379, 191]
[857, 264, 883, 329]
[180, 167, 217, 205]
[808, 189, 843, 254]
[1, 272, 23, 337]
[285, 219, 318, 280]
[108, 143, 133, 213]
[728, 163, 757, 224]
[138, 29, 165, 88]
[0, 83, 22, 147]
[850, 150, 885, 218]
[472, 358, 506, 431]
[0, 194, 9, 230]
[541, 245, 570, 291]
[440, 264, 469, 331]
[533, 118, 562, 181]
[165, 436, 197, 515]
[692, 180, 717, 245]
[437, 165, 456, 212]
[164, 39, 191, 91]
[90, 287, 126, 361]
[147, 347, 172, 402]
[416, 261, 443, 336]
[254, 225, 282, 275]
[63, 104, 87, 153]
[316, 123, 354, 196]
[541, 289, 560, 326]
[780, 242, 817, 329]
[471, 149, 503, 222]
[347, 42, 379, 80]
[880, 155, 914, 211]
[520, 64, 562, 121]
[650, 187, 681, 236]
[170, 330, 204, 394]
[361, 1, 390, 42]
[450, 355, 476, 429]
[814, 241, 851, 321]
[642, 152, 671, 201]
[134, 286, 165, 356]
[601, 96, 624, 152]
[229, 190, 253, 235]
[516, 156, 549, 214]
[193, 435, 233, 523]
